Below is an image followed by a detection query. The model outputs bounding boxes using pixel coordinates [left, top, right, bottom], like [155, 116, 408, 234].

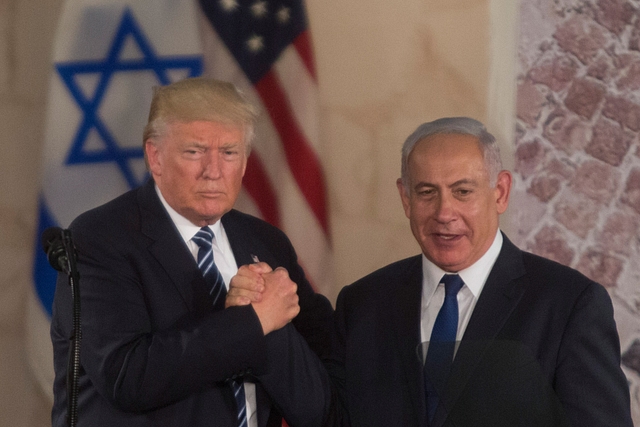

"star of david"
[55, 8, 203, 189]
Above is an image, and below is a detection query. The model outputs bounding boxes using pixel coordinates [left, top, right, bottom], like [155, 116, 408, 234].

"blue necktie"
[192, 227, 247, 427]
[424, 274, 464, 423]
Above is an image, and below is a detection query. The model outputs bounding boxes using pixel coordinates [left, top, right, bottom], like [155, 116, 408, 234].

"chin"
[430, 253, 469, 272]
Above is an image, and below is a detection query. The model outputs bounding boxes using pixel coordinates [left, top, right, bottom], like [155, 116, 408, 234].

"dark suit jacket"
[50, 179, 333, 427]
[324, 234, 632, 427]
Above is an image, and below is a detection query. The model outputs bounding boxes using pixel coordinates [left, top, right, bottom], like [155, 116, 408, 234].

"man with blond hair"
[50, 78, 332, 427]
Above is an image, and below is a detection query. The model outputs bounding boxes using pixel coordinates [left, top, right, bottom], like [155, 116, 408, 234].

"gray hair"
[400, 117, 503, 188]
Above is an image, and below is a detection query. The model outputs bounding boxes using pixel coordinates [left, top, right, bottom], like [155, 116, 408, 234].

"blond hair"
[143, 78, 258, 160]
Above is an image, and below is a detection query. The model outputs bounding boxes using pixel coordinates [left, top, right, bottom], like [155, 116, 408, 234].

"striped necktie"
[424, 274, 465, 423]
[192, 227, 247, 427]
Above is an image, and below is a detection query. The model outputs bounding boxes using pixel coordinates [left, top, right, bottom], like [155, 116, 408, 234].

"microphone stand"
[60, 230, 81, 427]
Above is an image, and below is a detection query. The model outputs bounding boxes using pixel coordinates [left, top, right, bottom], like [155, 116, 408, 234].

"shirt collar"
[422, 229, 503, 301]
[155, 185, 223, 244]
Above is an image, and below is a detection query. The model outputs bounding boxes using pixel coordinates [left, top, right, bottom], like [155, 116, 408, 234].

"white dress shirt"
[156, 186, 258, 427]
[420, 230, 503, 359]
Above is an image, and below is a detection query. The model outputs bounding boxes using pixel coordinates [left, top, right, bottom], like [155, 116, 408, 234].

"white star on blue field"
[56, 8, 203, 189]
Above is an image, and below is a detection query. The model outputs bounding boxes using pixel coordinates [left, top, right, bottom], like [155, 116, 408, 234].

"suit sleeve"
[554, 282, 633, 427]
[256, 324, 334, 427]
[51, 220, 267, 413]
[244, 221, 336, 426]
[262, 223, 334, 359]
[320, 289, 352, 426]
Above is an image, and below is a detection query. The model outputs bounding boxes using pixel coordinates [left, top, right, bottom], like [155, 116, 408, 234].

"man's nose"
[202, 152, 221, 179]
[434, 194, 456, 223]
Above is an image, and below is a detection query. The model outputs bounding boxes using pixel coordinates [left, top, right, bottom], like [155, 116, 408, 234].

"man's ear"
[145, 139, 161, 177]
[495, 170, 512, 214]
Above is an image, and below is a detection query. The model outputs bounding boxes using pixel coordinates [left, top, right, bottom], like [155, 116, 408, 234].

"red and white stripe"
[198, 12, 333, 297]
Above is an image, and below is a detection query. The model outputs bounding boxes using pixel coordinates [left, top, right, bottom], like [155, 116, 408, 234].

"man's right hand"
[252, 267, 300, 335]
[226, 263, 269, 307]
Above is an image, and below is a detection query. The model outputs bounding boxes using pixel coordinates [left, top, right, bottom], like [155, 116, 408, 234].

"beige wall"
[1, 0, 65, 425]
[310, 0, 496, 297]
[0, 0, 513, 425]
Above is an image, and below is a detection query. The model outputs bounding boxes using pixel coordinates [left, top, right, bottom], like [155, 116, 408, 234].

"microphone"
[41, 226, 72, 274]
[42, 227, 82, 426]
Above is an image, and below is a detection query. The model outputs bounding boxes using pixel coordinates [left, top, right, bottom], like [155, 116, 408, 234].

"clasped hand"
[226, 262, 300, 335]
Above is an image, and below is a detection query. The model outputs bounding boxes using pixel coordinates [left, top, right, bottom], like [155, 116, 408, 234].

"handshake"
[226, 262, 300, 335]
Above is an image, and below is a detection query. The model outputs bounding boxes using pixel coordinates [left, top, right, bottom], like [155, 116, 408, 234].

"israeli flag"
[28, 0, 203, 398]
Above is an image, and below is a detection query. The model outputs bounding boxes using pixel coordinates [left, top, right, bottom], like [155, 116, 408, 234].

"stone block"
[564, 77, 606, 119]
[527, 157, 576, 204]
[616, 56, 640, 91]
[516, 79, 547, 126]
[514, 138, 546, 178]
[529, 225, 575, 267]
[545, 157, 576, 179]
[586, 117, 632, 166]
[543, 108, 591, 154]
[570, 159, 619, 204]
[553, 189, 602, 238]
[528, 53, 579, 92]
[621, 167, 640, 214]
[602, 96, 640, 131]
[587, 53, 616, 82]
[595, 211, 640, 256]
[553, 14, 608, 65]
[528, 174, 561, 202]
[576, 248, 624, 288]
[595, 0, 636, 36]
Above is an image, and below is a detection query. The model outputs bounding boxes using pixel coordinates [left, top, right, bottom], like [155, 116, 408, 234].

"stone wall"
[515, 0, 640, 421]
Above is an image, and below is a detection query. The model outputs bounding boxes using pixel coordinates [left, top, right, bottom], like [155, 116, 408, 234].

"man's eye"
[222, 148, 241, 158]
[183, 149, 203, 158]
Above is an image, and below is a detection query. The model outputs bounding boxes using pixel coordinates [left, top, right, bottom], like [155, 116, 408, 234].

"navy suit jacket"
[50, 179, 333, 427]
[324, 234, 632, 427]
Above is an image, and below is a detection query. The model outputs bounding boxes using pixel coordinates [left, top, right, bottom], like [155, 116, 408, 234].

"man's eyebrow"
[449, 179, 478, 187]
[413, 182, 437, 190]
[413, 179, 478, 189]
[182, 141, 207, 148]
[219, 141, 241, 147]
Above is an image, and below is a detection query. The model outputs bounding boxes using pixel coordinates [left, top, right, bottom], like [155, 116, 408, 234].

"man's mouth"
[433, 233, 463, 242]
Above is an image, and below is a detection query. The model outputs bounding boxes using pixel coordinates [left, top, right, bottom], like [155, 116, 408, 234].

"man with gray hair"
[50, 77, 332, 427]
[321, 117, 632, 426]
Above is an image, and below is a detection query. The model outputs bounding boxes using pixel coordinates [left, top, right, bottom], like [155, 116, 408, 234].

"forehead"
[408, 133, 487, 179]
[164, 120, 245, 142]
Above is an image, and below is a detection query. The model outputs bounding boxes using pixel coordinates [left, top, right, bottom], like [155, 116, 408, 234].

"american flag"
[197, 0, 333, 296]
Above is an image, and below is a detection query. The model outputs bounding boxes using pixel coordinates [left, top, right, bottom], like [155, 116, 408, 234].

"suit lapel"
[432, 234, 528, 427]
[387, 256, 428, 427]
[222, 210, 282, 269]
[137, 180, 212, 314]
[221, 210, 256, 267]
